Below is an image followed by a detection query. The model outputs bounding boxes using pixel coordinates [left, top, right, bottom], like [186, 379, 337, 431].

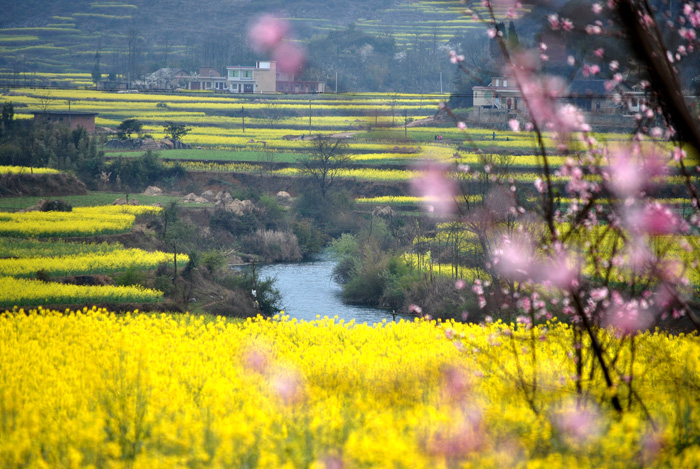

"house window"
[494, 79, 500, 86]
[503, 80, 507, 87]
[229, 70, 239, 78]
[242, 70, 253, 80]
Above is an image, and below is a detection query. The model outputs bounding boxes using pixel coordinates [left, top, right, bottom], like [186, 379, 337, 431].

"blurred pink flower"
[554, 401, 602, 443]
[441, 365, 471, 402]
[606, 145, 667, 197]
[604, 297, 654, 336]
[537, 251, 577, 290]
[273, 42, 306, 74]
[248, 15, 290, 53]
[493, 235, 534, 282]
[243, 346, 270, 374]
[271, 368, 305, 405]
[411, 164, 458, 215]
[626, 203, 680, 236]
[426, 409, 484, 458]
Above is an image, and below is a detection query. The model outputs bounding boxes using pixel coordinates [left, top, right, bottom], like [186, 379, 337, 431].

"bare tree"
[300, 136, 351, 199]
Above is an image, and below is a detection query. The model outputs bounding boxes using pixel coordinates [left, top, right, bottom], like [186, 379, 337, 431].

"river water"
[256, 254, 399, 324]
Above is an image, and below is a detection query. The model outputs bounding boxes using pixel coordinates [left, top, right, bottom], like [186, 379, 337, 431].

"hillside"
[0, 0, 539, 92]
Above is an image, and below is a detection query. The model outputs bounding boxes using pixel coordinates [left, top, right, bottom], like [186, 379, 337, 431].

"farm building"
[226, 62, 277, 94]
[185, 67, 228, 91]
[177, 61, 326, 94]
[276, 71, 327, 94]
[32, 111, 99, 133]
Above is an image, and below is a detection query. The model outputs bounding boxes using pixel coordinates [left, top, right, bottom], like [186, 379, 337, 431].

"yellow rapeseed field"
[0, 205, 161, 238]
[0, 308, 697, 468]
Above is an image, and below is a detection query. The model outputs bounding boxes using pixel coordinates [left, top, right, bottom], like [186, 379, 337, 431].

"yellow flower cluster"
[1, 309, 697, 467]
[0, 165, 61, 174]
[402, 252, 485, 280]
[163, 161, 262, 173]
[0, 280, 161, 307]
[0, 248, 183, 278]
[274, 167, 416, 181]
[0, 205, 160, 238]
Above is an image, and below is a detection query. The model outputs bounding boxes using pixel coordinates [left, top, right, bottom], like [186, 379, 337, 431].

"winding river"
[256, 254, 401, 324]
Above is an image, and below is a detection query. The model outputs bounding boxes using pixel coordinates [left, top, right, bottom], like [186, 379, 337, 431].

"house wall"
[34, 114, 96, 133]
[255, 62, 277, 93]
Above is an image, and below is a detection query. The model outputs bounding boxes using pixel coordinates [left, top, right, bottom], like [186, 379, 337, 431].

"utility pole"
[241, 106, 245, 132]
[404, 109, 408, 140]
[309, 99, 312, 135]
[335, 72, 338, 94]
[440, 72, 443, 94]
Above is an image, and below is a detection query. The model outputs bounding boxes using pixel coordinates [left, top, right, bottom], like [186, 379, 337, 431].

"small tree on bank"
[116, 118, 142, 140]
[163, 121, 192, 142]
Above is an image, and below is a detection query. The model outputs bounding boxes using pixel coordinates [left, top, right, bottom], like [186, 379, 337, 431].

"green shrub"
[201, 250, 227, 273]
[114, 266, 146, 287]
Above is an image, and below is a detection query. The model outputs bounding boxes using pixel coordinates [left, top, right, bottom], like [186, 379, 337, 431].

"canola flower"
[0, 279, 162, 307]
[0, 165, 61, 174]
[0, 248, 186, 278]
[403, 251, 486, 281]
[0, 308, 697, 467]
[356, 195, 483, 205]
[0, 205, 160, 238]
[0, 238, 122, 258]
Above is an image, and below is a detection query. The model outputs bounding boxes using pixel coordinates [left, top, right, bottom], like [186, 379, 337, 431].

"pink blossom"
[626, 203, 680, 236]
[449, 50, 465, 63]
[455, 279, 467, 290]
[487, 28, 497, 38]
[679, 27, 697, 40]
[548, 14, 561, 30]
[594, 48, 604, 57]
[604, 299, 654, 336]
[534, 178, 546, 193]
[411, 164, 458, 215]
[508, 119, 520, 132]
[273, 42, 306, 74]
[409, 304, 423, 315]
[586, 24, 602, 35]
[248, 15, 290, 53]
[609, 60, 619, 71]
[567, 55, 576, 66]
[457, 121, 467, 130]
[592, 3, 603, 14]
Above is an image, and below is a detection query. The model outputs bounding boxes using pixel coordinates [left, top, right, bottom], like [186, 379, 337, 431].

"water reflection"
[256, 254, 403, 324]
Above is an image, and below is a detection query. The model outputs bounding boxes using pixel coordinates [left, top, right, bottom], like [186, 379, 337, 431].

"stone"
[201, 190, 216, 202]
[144, 185, 163, 195]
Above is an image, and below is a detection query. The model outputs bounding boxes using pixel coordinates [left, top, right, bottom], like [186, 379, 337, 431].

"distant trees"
[91, 51, 101, 84]
[0, 102, 14, 138]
